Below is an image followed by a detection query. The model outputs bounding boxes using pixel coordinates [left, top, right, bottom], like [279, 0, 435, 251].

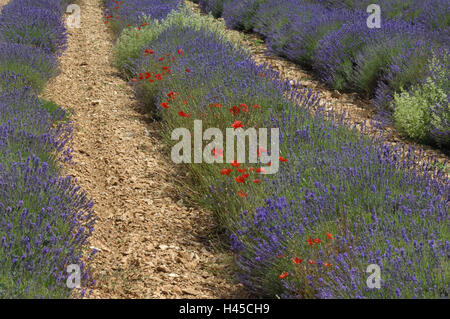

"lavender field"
[0, 0, 448, 301]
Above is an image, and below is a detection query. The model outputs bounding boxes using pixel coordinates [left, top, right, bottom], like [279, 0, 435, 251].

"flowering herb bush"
[0, 42, 57, 92]
[113, 5, 242, 76]
[107, 0, 449, 299]
[104, 0, 182, 34]
[0, 4, 68, 54]
[231, 107, 449, 298]
[0, 0, 95, 298]
[197, 0, 449, 151]
[3, 0, 66, 15]
[198, 0, 230, 18]
[392, 52, 449, 147]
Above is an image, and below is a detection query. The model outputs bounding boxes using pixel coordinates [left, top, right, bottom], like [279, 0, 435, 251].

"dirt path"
[187, 1, 449, 170]
[42, 0, 248, 299]
[0, 0, 9, 11]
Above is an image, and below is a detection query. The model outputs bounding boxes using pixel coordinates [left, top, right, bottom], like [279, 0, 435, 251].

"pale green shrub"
[393, 87, 430, 141]
[113, 5, 243, 75]
[393, 65, 447, 142]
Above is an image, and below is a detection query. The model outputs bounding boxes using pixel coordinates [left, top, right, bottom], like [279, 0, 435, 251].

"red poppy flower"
[326, 232, 333, 240]
[324, 263, 332, 267]
[307, 238, 314, 246]
[141, 23, 147, 27]
[144, 49, 154, 55]
[158, 57, 164, 62]
[138, 73, 144, 80]
[234, 176, 244, 183]
[145, 72, 151, 79]
[161, 102, 169, 109]
[231, 160, 240, 168]
[183, 100, 188, 105]
[277, 254, 285, 259]
[148, 79, 154, 83]
[279, 272, 289, 279]
[167, 91, 178, 99]
[178, 111, 192, 118]
[155, 74, 162, 80]
[229, 106, 240, 115]
[162, 66, 168, 70]
[238, 191, 248, 198]
[256, 167, 265, 173]
[252, 179, 260, 184]
[313, 238, 321, 244]
[220, 168, 232, 176]
[131, 78, 138, 82]
[248, 167, 255, 172]
[280, 156, 288, 162]
[237, 168, 247, 173]
[231, 121, 244, 129]
[177, 49, 184, 56]
[106, 15, 112, 19]
[292, 257, 303, 264]
[240, 103, 249, 112]
[308, 260, 316, 265]
[253, 104, 261, 109]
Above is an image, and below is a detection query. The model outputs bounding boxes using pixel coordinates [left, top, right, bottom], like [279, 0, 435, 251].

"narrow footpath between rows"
[42, 0, 249, 298]
[0, 0, 8, 12]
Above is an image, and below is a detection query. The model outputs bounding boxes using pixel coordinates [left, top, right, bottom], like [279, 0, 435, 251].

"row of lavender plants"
[106, 0, 449, 298]
[193, 0, 449, 151]
[0, 0, 95, 298]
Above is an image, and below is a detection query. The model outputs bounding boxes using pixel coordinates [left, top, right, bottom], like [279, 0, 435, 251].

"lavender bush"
[0, 42, 57, 92]
[0, 155, 95, 298]
[0, 0, 95, 298]
[0, 5, 67, 54]
[104, 0, 182, 34]
[231, 107, 449, 298]
[3, 0, 66, 15]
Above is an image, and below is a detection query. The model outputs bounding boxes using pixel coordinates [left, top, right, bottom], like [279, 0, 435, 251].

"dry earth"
[42, 0, 249, 298]
[0, 0, 8, 11]
[187, 1, 449, 171]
